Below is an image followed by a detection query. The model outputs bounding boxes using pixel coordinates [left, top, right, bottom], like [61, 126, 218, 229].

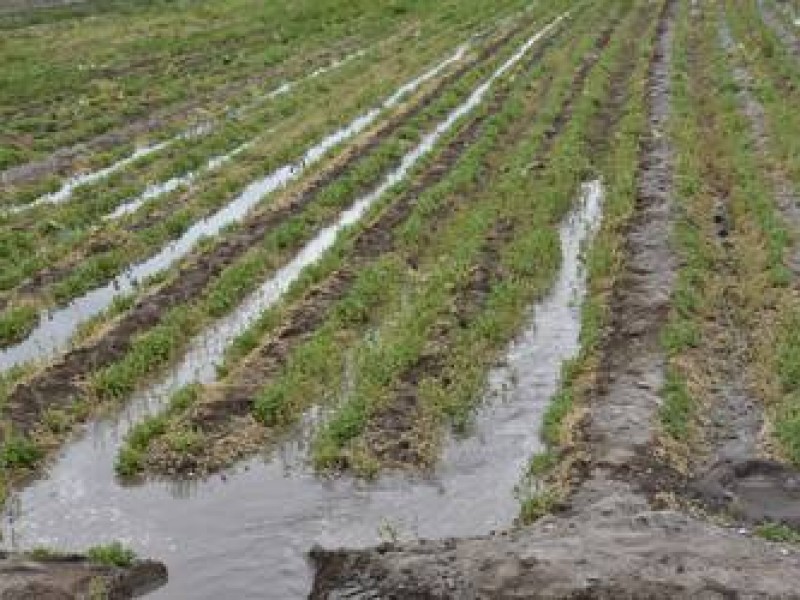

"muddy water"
[4, 52, 366, 216]
[0, 44, 470, 373]
[3, 177, 600, 599]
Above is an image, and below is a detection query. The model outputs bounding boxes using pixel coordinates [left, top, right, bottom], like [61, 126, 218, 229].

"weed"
[86, 542, 136, 568]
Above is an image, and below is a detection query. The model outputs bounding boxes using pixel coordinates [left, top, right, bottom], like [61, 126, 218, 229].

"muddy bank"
[0, 553, 166, 599]
[310, 484, 800, 599]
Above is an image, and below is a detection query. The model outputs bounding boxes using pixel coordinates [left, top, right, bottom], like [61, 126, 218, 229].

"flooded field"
[2, 0, 800, 598]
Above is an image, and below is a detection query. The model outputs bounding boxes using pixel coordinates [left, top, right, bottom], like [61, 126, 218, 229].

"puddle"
[4, 51, 365, 216]
[4, 174, 598, 598]
[0, 43, 470, 373]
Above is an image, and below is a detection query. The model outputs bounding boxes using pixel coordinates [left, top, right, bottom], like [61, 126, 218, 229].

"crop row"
[114, 0, 651, 480]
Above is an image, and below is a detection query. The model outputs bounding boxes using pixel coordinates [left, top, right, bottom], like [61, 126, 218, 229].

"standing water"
[5, 180, 601, 598]
[3, 175, 599, 597]
[5, 14, 588, 599]
[0, 41, 470, 373]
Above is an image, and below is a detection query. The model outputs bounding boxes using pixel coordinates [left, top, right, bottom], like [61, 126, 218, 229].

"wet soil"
[311, 5, 800, 596]
[1, 26, 524, 444]
[305, 3, 800, 596]
[311, 484, 800, 599]
[585, 0, 677, 474]
[1, 30, 508, 312]
[0, 553, 166, 599]
[141, 28, 549, 476]
[679, 15, 800, 529]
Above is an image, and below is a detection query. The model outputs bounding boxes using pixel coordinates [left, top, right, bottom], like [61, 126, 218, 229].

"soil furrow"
[2, 18, 529, 319]
[0, 43, 360, 189]
[681, 10, 800, 531]
[581, 0, 677, 481]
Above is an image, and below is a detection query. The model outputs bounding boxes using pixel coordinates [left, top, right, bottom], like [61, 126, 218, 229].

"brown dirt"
[0, 553, 166, 599]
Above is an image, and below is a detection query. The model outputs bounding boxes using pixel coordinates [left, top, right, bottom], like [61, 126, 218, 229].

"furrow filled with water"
[2, 176, 601, 600]
[0, 43, 471, 372]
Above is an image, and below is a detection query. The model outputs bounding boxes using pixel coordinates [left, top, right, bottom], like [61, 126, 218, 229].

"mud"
[141, 16, 572, 477]
[311, 484, 800, 599]
[0, 553, 166, 599]
[585, 0, 677, 473]
[693, 458, 800, 528]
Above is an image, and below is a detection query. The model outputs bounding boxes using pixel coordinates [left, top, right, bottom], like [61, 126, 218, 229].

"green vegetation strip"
[658, 2, 795, 470]
[0, 0, 531, 171]
[0, 2, 574, 487]
[0, 30, 471, 311]
[314, 4, 644, 475]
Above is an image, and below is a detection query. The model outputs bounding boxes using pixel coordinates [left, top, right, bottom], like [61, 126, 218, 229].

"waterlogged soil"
[141, 16, 573, 477]
[309, 3, 798, 596]
[311, 484, 800, 599]
[4, 21, 522, 309]
[358, 13, 624, 471]
[2, 175, 597, 599]
[0, 553, 166, 599]
[313, 6, 800, 597]
[0, 36, 506, 442]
